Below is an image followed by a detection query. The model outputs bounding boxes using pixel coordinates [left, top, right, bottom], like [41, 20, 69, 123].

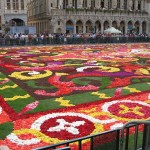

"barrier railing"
[120, 121, 150, 150]
[33, 121, 150, 150]
[0, 36, 149, 47]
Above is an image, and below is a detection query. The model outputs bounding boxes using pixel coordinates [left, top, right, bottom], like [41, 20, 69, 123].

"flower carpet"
[0, 44, 149, 150]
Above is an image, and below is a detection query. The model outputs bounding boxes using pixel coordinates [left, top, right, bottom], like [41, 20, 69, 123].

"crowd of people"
[0, 32, 149, 46]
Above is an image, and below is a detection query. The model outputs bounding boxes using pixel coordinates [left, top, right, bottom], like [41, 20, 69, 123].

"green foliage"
[27, 98, 60, 113]
[0, 122, 13, 140]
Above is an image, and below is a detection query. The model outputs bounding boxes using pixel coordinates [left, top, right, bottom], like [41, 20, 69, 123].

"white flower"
[48, 119, 85, 135]
[7, 133, 40, 145]
[19, 61, 29, 64]
[28, 71, 40, 75]
[110, 123, 124, 130]
[76, 66, 97, 72]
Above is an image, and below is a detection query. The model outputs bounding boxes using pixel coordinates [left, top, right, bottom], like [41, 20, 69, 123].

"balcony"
[50, 9, 149, 18]
[4, 9, 27, 14]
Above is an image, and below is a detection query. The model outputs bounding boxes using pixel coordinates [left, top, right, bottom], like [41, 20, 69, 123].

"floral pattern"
[0, 44, 149, 150]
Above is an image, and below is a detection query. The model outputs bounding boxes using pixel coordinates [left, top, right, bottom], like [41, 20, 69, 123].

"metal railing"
[0, 36, 150, 47]
[33, 121, 150, 150]
[120, 121, 150, 150]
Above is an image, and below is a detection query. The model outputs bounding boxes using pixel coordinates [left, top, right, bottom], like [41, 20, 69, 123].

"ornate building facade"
[27, 0, 150, 34]
[0, 0, 27, 31]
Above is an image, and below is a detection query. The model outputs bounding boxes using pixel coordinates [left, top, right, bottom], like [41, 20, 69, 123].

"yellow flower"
[9, 70, 52, 80]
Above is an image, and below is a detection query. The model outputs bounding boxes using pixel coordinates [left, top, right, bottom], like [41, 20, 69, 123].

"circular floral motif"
[40, 116, 94, 140]
[31, 113, 105, 140]
[102, 100, 150, 121]
[6, 109, 117, 146]
[9, 70, 52, 80]
[6, 113, 104, 146]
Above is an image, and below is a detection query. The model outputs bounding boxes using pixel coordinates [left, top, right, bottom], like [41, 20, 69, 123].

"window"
[132, 0, 135, 10]
[124, 0, 127, 9]
[101, 0, 104, 8]
[117, 0, 120, 9]
[83, 0, 88, 8]
[57, 0, 59, 8]
[13, 0, 19, 10]
[91, 0, 95, 9]
[72, 0, 74, 7]
[58, 21, 60, 25]
[21, 0, 24, 10]
[108, 0, 112, 9]
[138, 0, 141, 10]
[7, 0, 11, 10]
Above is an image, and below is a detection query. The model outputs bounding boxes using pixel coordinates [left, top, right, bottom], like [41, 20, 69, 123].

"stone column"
[74, 22, 76, 33]
[112, 0, 117, 9]
[83, 22, 86, 33]
[87, 0, 91, 9]
[125, 21, 128, 34]
[135, 0, 138, 11]
[146, 21, 148, 34]
[95, 0, 100, 9]
[19, 0, 21, 10]
[78, 0, 83, 8]
[109, 20, 112, 27]
[141, 0, 144, 11]
[59, 0, 63, 9]
[11, 0, 13, 10]
[104, 0, 108, 9]
[68, 0, 72, 8]
[120, 0, 124, 10]
[37, 22, 39, 33]
[40, 22, 42, 33]
[148, 20, 150, 35]
[139, 21, 142, 34]
[101, 21, 104, 33]
[143, 0, 146, 11]
[128, 0, 133, 11]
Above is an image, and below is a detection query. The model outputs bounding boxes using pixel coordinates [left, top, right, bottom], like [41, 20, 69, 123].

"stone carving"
[59, 0, 63, 9]
[129, 0, 133, 11]
[113, 0, 117, 9]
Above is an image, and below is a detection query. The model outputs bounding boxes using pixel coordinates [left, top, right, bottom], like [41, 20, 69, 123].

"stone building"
[27, 0, 150, 34]
[0, 0, 27, 31]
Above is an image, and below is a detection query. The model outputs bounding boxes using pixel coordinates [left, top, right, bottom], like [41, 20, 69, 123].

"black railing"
[33, 121, 150, 150]
[0, 36, 150, 47]
[120, 121, 150, 150]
